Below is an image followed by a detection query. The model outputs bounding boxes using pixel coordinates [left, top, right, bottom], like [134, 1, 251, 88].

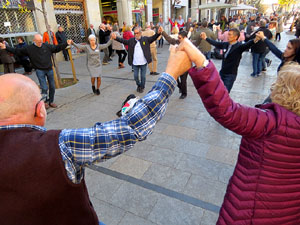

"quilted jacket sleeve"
[188, 61, 276, 139]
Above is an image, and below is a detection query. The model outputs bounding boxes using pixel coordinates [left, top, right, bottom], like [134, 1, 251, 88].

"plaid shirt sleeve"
[59, 73, 176, 183]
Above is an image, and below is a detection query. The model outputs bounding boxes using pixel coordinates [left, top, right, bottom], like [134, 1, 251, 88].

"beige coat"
[142, 29, 160, 48]
[112, 32, 125, 50]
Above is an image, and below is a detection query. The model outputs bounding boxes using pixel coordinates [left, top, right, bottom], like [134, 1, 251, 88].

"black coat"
[115, 33, 160, 66]
[98, 29, 110, 44]
[56, 31, 67, 44]
[248, 27, 273, 53]
[0, 49, 14, 64]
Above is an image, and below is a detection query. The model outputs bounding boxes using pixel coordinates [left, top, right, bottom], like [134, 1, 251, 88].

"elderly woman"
[112, 25, 127, 69]
[178, 38, 300, 225]
[72, 34, 112, 95]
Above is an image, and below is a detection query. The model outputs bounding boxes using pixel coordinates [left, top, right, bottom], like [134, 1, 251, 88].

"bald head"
[33, 34, 43, 47]
[0, 74, 45, 125]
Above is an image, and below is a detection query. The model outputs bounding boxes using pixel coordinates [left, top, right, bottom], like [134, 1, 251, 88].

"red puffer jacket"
[122, 31, 134, 51]
[189, 61, 300, 225]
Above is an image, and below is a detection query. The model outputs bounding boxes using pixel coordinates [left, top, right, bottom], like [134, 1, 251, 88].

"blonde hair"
[172, 26, 179, 34]
[270, 62, 300, 116]
[125, 26, 131, 32]
[229, 22, 238, 29]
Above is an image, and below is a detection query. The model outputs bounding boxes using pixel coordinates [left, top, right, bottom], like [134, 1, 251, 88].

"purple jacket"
[189, 61, 300, 225]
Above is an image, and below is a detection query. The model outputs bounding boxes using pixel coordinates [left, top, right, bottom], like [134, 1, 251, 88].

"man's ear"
[35, 101, 45, 118]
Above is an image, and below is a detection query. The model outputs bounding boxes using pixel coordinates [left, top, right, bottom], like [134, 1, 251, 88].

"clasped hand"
[165, 39, 206, 80]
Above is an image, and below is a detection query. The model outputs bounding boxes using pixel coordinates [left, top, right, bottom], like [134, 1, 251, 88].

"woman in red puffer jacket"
[180, 38, 300, 225]
[122, 26, 134, 51]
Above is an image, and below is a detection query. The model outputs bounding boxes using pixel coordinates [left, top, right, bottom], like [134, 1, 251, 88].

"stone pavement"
[25, 31, 292, 225]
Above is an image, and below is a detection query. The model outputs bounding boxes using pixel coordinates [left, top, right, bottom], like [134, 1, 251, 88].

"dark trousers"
[116, 50, 127, 64]
[108, 45, 113, 57]
[158, 38, 164, 47]
[275, 33, 281, 41]
[4, 63, 14, 73]
[62, 49, 69, 61]
[219, 72, 237, 93]
[20, 59, 32, 72]
[177, 72, 188, 95]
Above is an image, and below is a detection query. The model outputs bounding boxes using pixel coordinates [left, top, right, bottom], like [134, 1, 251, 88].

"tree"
[2, 0, 63, 87]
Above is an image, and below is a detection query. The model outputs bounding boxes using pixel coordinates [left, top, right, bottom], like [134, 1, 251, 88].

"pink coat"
[218, 30, 245, 42]
[189, 62, 300, 225]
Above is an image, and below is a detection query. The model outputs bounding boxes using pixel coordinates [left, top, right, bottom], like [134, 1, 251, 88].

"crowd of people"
[1, 11, 300, 225]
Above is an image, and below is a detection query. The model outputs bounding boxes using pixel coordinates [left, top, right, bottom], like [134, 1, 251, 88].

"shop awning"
[230, 4, 257, 11]
[198, 2, 234, 10]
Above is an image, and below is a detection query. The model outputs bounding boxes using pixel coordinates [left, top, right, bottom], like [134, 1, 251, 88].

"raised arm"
[162, 31, 179, 45]
[147, 32, 160, 44]
[115, 36, 130, 45]
[177, 39, 276, 138]
[48, 42, 68, 53]
[256, 31, 283, 60]
[72, 42, 88, 51]
[201, 31, 227, 49]
[99, 39, 112, 50]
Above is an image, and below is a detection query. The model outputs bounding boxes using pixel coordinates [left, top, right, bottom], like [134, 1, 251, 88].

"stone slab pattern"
[43, 32, 292, 224]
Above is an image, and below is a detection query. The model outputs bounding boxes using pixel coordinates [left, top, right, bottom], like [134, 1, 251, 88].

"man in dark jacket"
[201, 28, 259, 92]
[0, 34, 71, 108]
[248, 19, 273, 77]
[98, 23, 111, 65]
[56, 26, 69, 61]
[87, 24, 96, 42]
[112, 27, 161, 93]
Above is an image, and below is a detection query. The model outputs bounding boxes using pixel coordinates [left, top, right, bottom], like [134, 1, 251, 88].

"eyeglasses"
[34, 95, 47, 117]
[134, 32, 140, 35]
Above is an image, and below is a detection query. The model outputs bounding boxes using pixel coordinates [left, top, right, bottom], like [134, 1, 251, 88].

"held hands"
[165, 46, 192, 80]
[176, 38, 206, 68]
[0, 42, 6, 49]
[200, 32, 207, 40]
[256, 31, 265, 40]
[67, 40, 73, 45]
[189, 27, 193, 32]
[111, 33, 117, 40]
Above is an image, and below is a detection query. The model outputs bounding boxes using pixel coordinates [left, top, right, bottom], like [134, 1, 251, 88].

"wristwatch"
[197, 59, 209, 69]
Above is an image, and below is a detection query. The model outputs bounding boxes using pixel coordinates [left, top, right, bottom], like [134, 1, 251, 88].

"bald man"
[0, 34, 72, 109]
[0, 47, 191, 224]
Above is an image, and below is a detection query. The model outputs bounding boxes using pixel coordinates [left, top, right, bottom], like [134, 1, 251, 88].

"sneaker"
[96, 89, 100, 95]
[102, 62, 109, 65]
[152, 72, 160, 75]
[267, 60, 272, 67]
[179, 94, 187, 99]
[49, 103, 57, 108]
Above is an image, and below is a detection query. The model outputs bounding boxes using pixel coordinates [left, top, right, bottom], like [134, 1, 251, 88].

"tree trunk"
[41, 0, 62, 88]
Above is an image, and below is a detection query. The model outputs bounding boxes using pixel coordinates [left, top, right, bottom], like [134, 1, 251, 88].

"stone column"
[146, 0, 153, 23]
[85, 0, 102, 29]
[162, 0, 171, 34]
[117, 0, 132, 26]
[191, 0, 199, 21]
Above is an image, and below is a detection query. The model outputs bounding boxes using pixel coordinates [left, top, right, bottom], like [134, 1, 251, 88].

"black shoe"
[152, 72, 160, 75]
[267, 60, 272, 67]
[179, 94, 187, 99]
[262, 68, 267, 72]
[96, 89, 100, 95]
[150, 72, 154, 75]
[140, 88, 144, 93]
[137, 86, 140, 92]
[92, 86, 96, 94]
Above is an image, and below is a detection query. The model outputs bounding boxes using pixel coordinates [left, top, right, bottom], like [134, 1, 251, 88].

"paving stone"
[109, 155, 152, 179]
[118, 212, 158, 225]
[183, 174, 227, 206]
[148, 195, 204, 225]
[110, 182, 159, 218]
[200, 210, 219, 225]
[206, 145, 239, 166]
[89, 197, 125, 225]
[161, 124, 198, 140]
[85, 168, 123, 202]
[142, 163, 191, 192]
[125, 144, 184, 168]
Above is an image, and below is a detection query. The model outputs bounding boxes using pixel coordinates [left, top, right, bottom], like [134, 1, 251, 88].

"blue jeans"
[251, 53, 264, 76]
[35, 69, 55, 103]
[204, 51, 212, 60]
[133, 64, 147, 89]
[99, 222, 105, 225]
[219, 72, 237, 93]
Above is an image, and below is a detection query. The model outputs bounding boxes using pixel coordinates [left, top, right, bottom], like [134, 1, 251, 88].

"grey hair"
[259, 19, 266, 27]
[88, 34, 96, 41]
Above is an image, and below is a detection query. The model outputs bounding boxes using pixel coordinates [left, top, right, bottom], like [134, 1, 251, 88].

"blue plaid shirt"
[0, 73, 176, 184]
